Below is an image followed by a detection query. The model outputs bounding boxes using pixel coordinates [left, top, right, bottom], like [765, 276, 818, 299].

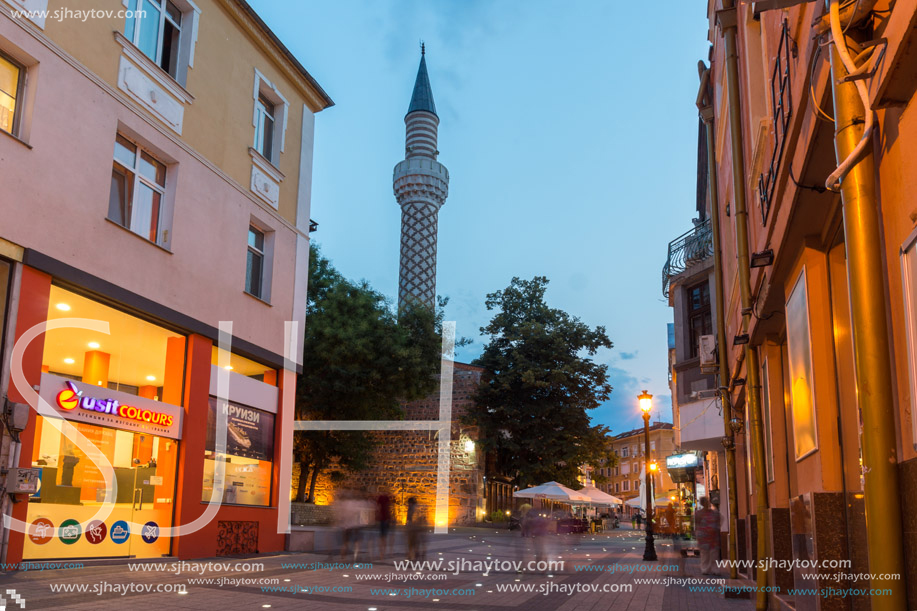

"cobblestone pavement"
[0, 526, 755, 610]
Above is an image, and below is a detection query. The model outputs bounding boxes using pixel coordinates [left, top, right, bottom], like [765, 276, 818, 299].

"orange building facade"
[678, 1, 917, 609]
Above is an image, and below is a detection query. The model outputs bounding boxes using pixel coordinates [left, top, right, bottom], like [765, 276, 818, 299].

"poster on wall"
[206, 398, 274, 460]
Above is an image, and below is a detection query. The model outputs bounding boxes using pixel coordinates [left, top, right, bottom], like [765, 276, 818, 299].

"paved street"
[0, 527, 754, 610]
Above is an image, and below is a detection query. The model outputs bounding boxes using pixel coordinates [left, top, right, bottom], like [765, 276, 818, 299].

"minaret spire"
[393, 49, 449, 311]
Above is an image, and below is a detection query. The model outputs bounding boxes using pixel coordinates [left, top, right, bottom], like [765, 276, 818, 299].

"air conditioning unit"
[699, 335, 718, 372]
[693, 389, 719, 400]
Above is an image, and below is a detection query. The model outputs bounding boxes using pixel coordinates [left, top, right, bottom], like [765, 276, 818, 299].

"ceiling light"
[224, 365, 233, 370]
[64, 358, 75, 364]
[88, 342, 100, 349]
[56, 303, 71, 311]
[146, 375, 156, 382]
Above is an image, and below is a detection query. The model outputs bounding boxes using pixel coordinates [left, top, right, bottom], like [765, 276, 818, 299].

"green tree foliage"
[468, 276, 614, 489]
[294, 245, 442, 502]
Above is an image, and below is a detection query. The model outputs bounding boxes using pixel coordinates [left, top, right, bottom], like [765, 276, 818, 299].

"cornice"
[218, 0, 333, 113]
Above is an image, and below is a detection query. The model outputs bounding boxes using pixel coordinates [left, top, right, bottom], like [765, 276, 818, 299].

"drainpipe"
[717, 3, 770, 608]
[826, 2, 906, 607]
[697, 61, 739, 581]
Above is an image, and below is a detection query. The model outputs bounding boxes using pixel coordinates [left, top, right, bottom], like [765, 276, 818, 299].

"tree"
[293, 245, 442, 502]
[467, 276, 614, 489]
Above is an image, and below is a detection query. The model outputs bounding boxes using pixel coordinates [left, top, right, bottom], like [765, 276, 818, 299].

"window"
[614, 482, 619, 493]
[246, 226, 265, 298]
[251, 70, 289, 165]
[620, 446, 628, 458]
[254, 92, 275, 161]
[650, 440, 656, 451]
[621, 463, 630, 475]
[125, 0, 184, 78]
[109, 135, 167, 244]
[903, 229, 917, 448]
[203, 398, 274, 506]
[786, 269, 817, 458]
[687, 281, 713, 358]
[622, 481, 629, 492]
[0, 52, 23, 136]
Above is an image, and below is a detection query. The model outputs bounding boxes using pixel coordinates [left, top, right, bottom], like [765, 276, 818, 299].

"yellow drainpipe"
[718, 3, 770, 608]
[827, 15, 906, 610]
[697, 61, 739, 581]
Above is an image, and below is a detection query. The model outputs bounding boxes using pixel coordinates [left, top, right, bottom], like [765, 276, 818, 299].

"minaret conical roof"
[407, 49, 437, 117]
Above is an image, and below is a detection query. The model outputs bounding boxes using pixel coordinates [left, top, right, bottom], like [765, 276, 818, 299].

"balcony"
[662, 218, 713, 297]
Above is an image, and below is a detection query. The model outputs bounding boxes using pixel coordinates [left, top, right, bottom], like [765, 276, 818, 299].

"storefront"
[5, 278, 288, 562]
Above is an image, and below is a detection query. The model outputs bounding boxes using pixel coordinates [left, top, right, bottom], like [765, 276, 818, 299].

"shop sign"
[40, 373, 182, 439]
[666, 453, 699, 469]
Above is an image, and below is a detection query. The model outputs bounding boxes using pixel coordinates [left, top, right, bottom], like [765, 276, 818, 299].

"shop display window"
[202, 398, 274, 506]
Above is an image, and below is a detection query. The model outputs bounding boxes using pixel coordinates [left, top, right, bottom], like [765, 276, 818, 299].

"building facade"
[0, 0, 331, 562]
[689, 0, 917, 608]
[593, 423, 676, 514]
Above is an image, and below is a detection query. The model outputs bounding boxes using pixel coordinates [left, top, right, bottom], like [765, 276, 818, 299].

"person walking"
[695, 497, 722, 575]
[376, 491, 392, 559]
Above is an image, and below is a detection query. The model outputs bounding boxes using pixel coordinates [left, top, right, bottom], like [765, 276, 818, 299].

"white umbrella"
[513, 481, 592, 504]
[580, 484, 623, 506]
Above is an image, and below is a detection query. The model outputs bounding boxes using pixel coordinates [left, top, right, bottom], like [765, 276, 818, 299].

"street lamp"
[639, 390, 657, 561]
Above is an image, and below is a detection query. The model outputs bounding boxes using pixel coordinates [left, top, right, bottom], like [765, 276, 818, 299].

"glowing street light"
[639, 390, 657, 562]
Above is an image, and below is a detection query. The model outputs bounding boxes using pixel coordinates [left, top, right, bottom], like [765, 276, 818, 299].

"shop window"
[124, 0, 200, 85]
[786, 269, 818, 458]
[41, 286, 185, 402]
[687, 280, 713, 358]
[0, 51, 23, 137]
[203, 398, 274, 506]
[762, 357, 775, 482]
[902, 231, 917, 447]
[26, 416, 177, 559]
[109, 134, 170, 245]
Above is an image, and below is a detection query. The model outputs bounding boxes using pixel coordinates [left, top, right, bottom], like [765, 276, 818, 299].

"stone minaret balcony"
[393, 47, 449, 311]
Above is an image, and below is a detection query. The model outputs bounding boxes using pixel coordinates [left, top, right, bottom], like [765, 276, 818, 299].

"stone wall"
[290, 363, 485, 526]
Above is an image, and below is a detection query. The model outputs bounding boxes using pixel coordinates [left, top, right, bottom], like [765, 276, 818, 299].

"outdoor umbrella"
[513, 481, 592, 504]
[580, 484, 623, 506]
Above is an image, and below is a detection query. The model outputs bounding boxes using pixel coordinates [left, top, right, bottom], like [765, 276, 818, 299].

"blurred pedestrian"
[376, 490, 392, 559]
[695, 497, 722, 575]
[406, 497, 427, 561]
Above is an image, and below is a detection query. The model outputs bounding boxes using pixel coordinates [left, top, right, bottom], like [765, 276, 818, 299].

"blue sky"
[251, 0, 711, 433]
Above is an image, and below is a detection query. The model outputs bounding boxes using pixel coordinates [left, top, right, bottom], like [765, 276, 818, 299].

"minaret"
[394, 45, 449, 311]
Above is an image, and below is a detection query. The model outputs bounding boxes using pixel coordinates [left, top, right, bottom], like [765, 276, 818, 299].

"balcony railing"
[662, 218, 713, 297]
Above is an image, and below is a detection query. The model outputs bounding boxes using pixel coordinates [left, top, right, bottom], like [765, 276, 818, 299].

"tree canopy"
[468, 276, 614, 489]
[293, 245, 442, 502]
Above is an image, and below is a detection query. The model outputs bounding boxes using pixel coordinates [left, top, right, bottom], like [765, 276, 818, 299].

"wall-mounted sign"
[666, 453, 700, 469]
[206, 398, 274, 461]
[39, 373, 182, 439]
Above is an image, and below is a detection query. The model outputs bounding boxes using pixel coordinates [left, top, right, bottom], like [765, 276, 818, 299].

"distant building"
[592, 423, 676, 514]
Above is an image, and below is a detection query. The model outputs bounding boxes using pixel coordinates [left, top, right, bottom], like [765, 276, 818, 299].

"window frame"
[124, 0, 200, 86]
[251, 69, 289, 165]
[245, 225, 266, 299]
[0, 50, 24, 138]
[109, 134, 169, 246]
[686, 280, 713, 359]
[785, 267, 819, 460]
[254, 92, 276, 161]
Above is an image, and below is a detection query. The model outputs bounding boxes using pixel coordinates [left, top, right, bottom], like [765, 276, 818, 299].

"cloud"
[619, 350, 638, 360]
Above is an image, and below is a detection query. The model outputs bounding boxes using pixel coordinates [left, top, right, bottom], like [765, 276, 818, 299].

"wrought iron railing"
[662, 218, 713, 297]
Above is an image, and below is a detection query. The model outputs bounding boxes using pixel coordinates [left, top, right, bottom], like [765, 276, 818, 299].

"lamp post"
[639, 390, 657, 561]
